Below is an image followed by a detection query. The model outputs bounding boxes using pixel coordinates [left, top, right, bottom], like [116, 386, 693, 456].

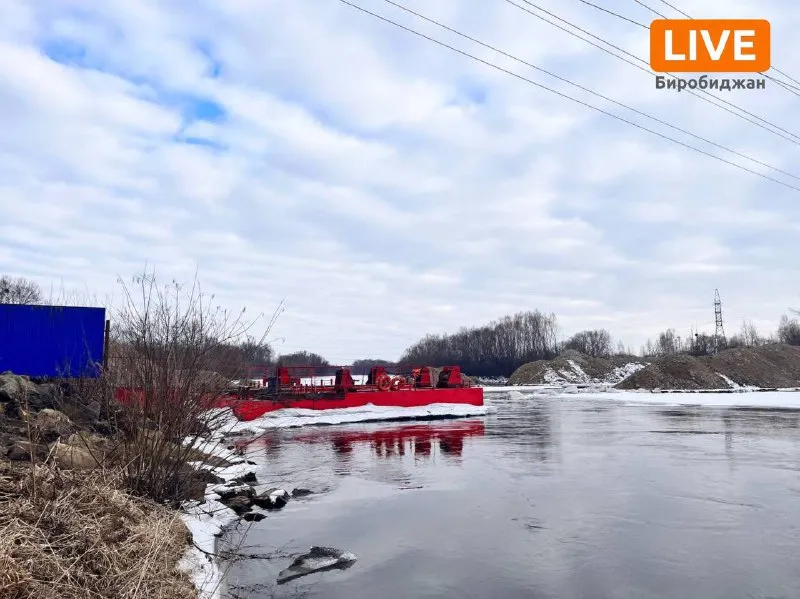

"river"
[219, 391, 800, 598]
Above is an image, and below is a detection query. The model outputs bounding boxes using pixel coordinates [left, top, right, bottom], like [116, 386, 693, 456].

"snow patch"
[605, 362, 646, 384]
[533, 361, 645, 386]
[214, 403, 494, 436]
[179, 497, 240, 599]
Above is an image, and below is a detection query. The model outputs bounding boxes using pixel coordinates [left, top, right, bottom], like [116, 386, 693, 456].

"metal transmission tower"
[714, 289, 727, 353]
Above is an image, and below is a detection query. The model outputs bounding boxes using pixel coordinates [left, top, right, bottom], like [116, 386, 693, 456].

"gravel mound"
[616, 344, 800, 390]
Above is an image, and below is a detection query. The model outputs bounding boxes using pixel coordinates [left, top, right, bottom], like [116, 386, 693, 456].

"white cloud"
[1, 0, 799, 362]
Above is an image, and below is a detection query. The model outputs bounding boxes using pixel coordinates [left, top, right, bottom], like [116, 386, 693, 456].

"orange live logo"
[650, 19, 771, 73]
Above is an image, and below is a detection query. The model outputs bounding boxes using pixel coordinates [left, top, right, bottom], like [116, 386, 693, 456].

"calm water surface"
[221, 392, 800, 599]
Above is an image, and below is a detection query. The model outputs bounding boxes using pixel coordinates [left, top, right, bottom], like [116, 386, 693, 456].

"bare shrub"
[105, 271, 277, 504]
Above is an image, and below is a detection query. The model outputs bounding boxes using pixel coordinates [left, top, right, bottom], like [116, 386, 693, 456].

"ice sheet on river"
[485, 386, 800, 409]
[213, 402, 494, 436]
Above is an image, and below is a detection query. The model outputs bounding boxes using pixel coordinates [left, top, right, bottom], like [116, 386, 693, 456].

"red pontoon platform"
[214, 364, 483, 421]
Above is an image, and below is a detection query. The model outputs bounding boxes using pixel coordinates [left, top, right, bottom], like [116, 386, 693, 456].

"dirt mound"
[711, 344, 800, 388]
[508, 351, 645, 385]
[616, 354, 727, 390]
[615, 344, 800, 390]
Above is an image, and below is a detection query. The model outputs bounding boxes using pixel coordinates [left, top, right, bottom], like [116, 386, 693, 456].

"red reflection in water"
[234, 420, 485, 461]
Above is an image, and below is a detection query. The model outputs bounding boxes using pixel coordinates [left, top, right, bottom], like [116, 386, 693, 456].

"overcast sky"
[1, 0, 799, 363]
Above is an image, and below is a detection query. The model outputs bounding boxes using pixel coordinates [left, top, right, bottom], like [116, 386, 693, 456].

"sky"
[1, 0, 799, 363]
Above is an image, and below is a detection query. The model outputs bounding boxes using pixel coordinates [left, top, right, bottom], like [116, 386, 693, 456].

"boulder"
[0, 373, 62, 412]
[225, 495, 253, 515]
[233, 472, 258, 485]
[50, 443, 100, 470]
[194, 468, 224, 485]
[291, 488, 313, 498]
[36, 409, 74, 442]
[66, 431, 110, 451]
[0, 372, 38, 403]
[253, 488, 290, 510]
[218, 485, 256, 503]
[7, 441, 48, 461]
[82, 401, 102, 421]
[242, 512, 266, 522]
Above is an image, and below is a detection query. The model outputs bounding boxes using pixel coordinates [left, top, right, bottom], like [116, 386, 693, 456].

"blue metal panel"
[0, 304, 106, 378]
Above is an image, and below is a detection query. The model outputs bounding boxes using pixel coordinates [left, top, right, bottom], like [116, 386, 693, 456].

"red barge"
[215, 364, 484, 421]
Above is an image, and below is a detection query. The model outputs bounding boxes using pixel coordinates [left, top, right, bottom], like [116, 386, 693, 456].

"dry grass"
[0, 461, 197, 599]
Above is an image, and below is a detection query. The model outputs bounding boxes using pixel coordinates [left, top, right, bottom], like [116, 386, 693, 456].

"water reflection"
[237, 420, 486, 477]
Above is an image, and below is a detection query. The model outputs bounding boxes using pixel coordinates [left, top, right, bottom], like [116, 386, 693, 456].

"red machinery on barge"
[216, 364, 483, 421]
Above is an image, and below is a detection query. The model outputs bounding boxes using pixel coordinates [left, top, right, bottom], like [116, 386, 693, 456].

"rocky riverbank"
[0, 372, 234, 599]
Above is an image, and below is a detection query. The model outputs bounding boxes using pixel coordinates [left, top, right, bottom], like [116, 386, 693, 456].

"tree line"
[4, 274, 800, 377]
[396, 311, 560, 377]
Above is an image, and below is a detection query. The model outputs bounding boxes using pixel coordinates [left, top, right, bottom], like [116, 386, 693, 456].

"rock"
[36, 409, 74, 442]
[85, 401, 102, 421]
[234, 472, 258, 485]
[0, 374, 63, 413]
[7, 441, 48, 461]
[0, 373, 38, 403]
[225, 496, 252, 515]
[1, 399, 22, 419]
[218, 485, 256, 503]
[291, 488, 313, 498]
[50, 443, 99, 470]
[253, 488, 290, 510]
[242, 512, 266, 522]
[277, 547, 357, 584]
[66, 432, 109, 450]
[194, 469, 224, 485]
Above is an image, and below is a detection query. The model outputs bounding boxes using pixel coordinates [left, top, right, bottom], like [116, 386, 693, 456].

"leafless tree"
[0, 275, 42, 304]
[778, 314, 800, 346]
[655, 328, 681, 357]
[564, 329, 612, 357]
[398, 310, 559, 376]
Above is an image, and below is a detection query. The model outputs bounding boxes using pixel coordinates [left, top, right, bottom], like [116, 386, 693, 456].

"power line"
[334, 0, 800, 193]
[378, 0, 800, 181]
[653, 0, 690, 19]
[575, 0, 647, 28]
[631, 0, 667, 19]
[764, 73, 800, 97]
[508, 0, 800, 145]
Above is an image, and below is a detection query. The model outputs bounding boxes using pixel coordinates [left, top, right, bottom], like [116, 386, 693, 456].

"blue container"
[0, 304, 106, 378]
